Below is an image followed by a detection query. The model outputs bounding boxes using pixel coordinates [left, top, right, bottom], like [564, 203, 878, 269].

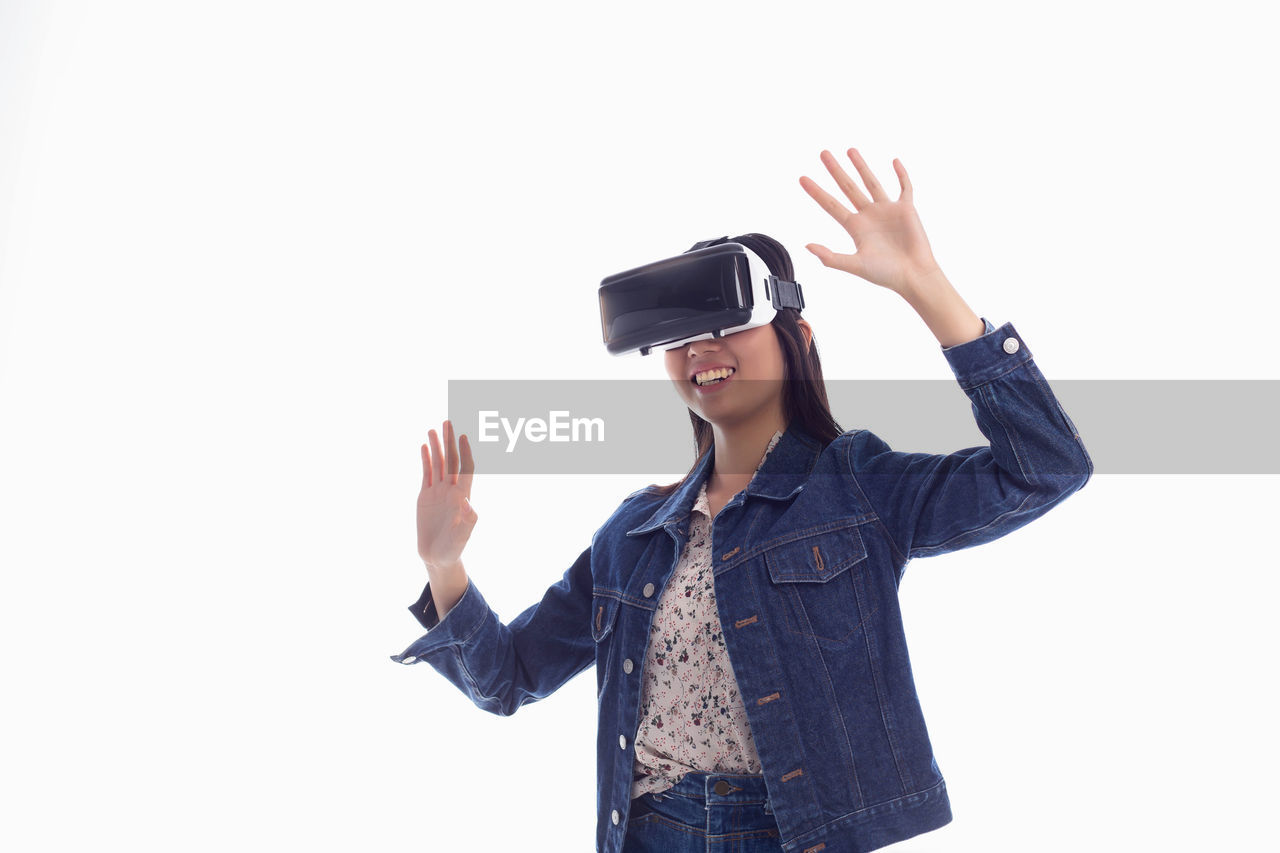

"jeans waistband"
[662, 771, 770, 806]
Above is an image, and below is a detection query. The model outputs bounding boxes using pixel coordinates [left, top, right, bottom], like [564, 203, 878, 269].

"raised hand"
[799, 148, 942, 297]
[416, 418, 477, 571]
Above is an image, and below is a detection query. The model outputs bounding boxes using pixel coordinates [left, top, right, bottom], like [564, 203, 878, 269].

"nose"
[687, 338, 722, 357]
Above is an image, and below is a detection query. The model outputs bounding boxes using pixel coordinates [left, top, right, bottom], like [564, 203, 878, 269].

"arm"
[397, 418, 599, 715]
[798, 147, 1091, 563]
[390, 542, 597, 717]
[846, 316, 1092, 563]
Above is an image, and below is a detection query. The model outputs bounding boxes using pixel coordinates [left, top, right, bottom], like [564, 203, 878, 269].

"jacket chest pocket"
[764, 524, 871, 644]
[592, 594, 620, 643]
[592, 594, 621, 700]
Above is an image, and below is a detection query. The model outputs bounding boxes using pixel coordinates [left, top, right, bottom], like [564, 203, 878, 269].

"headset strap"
[767, 276, 805, 310]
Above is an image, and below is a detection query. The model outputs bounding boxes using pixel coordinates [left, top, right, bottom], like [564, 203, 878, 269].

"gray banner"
[445, 379, 1280, 475]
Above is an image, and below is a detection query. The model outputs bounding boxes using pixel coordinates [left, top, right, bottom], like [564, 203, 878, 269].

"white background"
[2, 1, 1277, 851]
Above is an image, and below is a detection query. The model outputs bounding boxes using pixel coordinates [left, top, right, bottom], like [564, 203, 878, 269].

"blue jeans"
[622, 771, 782, 852]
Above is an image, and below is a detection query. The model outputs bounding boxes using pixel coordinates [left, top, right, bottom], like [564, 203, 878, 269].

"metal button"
[401, 656, 417, 664]
[1002, 336, 1020, 354]
[623, 658, 634, 674]
[619, 734, 627, 750]
[611, 809, 620, 825]
[643, 582, 655, 597]
[713, 780, 732, 795]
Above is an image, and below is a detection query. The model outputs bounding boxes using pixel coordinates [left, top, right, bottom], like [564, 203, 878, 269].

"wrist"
[898, 268, 985, 349]
[900, 264, 951, 305]
[425, 558, 465, 576]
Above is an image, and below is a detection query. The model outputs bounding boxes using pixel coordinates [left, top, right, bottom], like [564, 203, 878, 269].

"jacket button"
[611, 809, 620, 825]
[643, 582, 655, 597]
[619, 734, 627, 750]
[623, 658, 634, 674]
[1002, 336, 1020, 354]
[713, 780, 732, 795]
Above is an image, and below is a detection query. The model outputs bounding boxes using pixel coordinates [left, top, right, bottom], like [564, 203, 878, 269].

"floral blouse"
[629, 429, 785, 801]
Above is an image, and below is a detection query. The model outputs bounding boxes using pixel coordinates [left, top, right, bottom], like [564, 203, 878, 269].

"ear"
[796, 318, 814, 353]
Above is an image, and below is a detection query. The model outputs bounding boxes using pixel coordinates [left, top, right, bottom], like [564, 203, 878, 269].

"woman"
[393, 148, 1093, 853]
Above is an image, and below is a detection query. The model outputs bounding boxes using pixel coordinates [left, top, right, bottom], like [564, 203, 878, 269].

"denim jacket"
[391, 319, 1093, 853]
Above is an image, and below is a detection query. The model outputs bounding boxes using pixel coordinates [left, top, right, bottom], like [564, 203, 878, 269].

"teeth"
[694, 367, 735, 385]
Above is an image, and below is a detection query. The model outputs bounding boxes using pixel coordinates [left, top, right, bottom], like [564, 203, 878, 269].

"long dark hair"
[649, 233, 844, 496]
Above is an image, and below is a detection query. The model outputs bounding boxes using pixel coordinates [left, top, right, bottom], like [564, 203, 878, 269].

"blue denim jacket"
[391, 319, 1093, 853]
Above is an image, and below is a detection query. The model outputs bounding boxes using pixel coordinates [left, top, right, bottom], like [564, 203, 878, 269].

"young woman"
[394, 148, 1093, 853]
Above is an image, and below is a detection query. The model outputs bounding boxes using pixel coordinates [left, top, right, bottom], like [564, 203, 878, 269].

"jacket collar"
[626, 421, 824, 537]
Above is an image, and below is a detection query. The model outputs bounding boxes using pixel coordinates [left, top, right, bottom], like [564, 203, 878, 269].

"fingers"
[821, 149, 875, 209]
[458, 432, 475, 500]
[423, 419, 474, 496]
[806, 149, 901, 210]
[444, 419, 459, 485]
[798, 174, 855, 229]
[428, 426, 445, 489]
[843, 148, 890, 204]
[893, 158, 913, 203]
[805, 242, 863, 278]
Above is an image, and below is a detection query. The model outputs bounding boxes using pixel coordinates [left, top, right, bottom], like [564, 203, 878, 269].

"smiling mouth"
[691, 368, 736, 392]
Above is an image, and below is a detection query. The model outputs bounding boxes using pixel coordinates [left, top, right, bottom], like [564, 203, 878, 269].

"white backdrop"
[2, 1, 1277, 851]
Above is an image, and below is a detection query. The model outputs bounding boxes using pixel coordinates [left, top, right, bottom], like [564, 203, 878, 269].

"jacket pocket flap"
[766, 524, 868, 583]
[591, 594, 620, 643]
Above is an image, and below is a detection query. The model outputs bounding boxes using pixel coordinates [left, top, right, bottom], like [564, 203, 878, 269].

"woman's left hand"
[799, 148, 942, 297]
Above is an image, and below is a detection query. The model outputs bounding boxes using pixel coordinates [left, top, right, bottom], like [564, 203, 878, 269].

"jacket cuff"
[939, 319, 1033, 390]
[939, 316, 996, 352]
[409, 581, 442, 631]
[389, 576, 487, 665]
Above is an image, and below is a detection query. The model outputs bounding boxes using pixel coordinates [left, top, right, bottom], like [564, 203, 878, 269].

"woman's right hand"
[417, 418, 477, 571]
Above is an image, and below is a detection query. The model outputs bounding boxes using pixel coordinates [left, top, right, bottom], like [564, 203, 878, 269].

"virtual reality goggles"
[598, 238, 805, 356]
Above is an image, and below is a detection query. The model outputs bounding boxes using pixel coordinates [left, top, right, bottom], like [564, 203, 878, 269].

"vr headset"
[598, 238, 805, 356]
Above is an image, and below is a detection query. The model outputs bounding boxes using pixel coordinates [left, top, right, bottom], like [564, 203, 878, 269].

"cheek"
[774, 349, 789, 379]
[746, 348, 785, 381]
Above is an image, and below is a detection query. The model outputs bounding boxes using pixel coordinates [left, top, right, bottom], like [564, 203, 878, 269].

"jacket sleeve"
[388, 541, 597, 716]
[845, 318, 1093, 563]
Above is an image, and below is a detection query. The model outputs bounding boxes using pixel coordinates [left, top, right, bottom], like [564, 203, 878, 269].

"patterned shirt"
[629, 429, 785, 800]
